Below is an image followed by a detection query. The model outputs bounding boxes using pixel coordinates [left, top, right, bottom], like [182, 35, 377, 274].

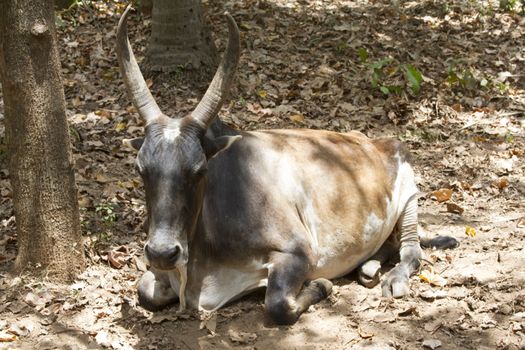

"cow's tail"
[420, 234, 459, 250]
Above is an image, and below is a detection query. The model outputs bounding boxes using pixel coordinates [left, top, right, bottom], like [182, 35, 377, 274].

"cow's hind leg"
[137, 268, 179, 311]
[381, 195, 422, 298]
[265, 252, 332, 325]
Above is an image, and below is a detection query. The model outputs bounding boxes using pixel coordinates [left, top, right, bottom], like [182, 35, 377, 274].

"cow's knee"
[137, 270, 178, 311]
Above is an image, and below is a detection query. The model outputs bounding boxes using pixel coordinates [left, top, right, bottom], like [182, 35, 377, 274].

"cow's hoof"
[358, 260, 381, 288]
[381, 265, 410, 298]
[137, 271, 178, 311]
[311, 278, 333, 299]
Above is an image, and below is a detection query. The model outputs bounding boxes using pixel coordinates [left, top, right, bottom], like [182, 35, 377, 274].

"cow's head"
[116, 6, 241, 271]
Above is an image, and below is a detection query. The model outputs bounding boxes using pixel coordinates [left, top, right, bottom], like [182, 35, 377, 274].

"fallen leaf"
[24, 291, 52, 309]
[228, 329, 257, 344]
[0, 331, 16, 342]
[373, 312, 396, 323]
[424, 321, 442, 333]
[85, 140, 104, 148]
[7, 301, 27, 314]
[419, 290, 448, 301]
[398, 306, 419, 317]
[446, 203, 464, 215]
[115, 122, 127, 132]
[459, 181, 472, 190]
[494, 157, 516, 174]
[333, 23, 353, 31]
[289, 114, 305, 123]
[431, 189, 452, 203]
[465, 226, 476, 237]
[78, 196, 92, 208]
[133, 256, 147, 272]
[510, 312, 525, 321]
[95, 330, 111, 347]
[200, 313, 217, 334]
[451, 103, 463, 112]
[148, 313, 178, 324]
[422, 339, 442, 349]
[7, 323, 29, 337]
[357, 326, 374, 339]
[94, 172, 111, 183]
[419, 269, 447, 287]
[492, 178, 509, 190]
[107, 246, 131, 269]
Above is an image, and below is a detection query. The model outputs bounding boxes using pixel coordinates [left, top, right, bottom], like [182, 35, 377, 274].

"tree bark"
[0, 0, 85, 281]
[146, 0, 218, 72]
[141, 0, 153, 16]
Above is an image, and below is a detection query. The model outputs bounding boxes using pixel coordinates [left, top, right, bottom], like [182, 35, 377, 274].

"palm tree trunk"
[146, 0, 218, 72]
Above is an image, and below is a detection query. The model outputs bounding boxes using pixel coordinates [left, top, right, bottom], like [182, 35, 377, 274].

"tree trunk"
[141, 0, 153, 16]
[0, 0, 85, 281]
[146, 0, 218, 72]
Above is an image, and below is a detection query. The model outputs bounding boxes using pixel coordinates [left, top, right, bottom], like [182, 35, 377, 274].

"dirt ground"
[1, 0, 524, 349]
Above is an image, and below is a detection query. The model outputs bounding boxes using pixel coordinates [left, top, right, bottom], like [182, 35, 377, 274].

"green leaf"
[358, 47, 368, 63]
[380, 86, 390, 95]
[461, 70, 477, 90]
[447, 72, 459, 86]
[370, 58, 391, 70]
[404, 65, 423, 95]
[387, 85, 403, 95]
[371, 70, 382, 87]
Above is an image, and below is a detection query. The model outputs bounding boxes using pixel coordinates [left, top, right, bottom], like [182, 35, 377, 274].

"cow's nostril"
[145, 243, 181, 266]
[144, 243, 153, 259]
[167, 245, 180, 262]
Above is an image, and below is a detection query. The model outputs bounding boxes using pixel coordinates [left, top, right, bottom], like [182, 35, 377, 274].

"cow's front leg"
[381, 195, 421, 298]
[265, 252, 332, 325]
[137, 268, 179, 311]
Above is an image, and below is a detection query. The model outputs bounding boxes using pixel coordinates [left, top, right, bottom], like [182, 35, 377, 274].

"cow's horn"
[191, 12, 240, 128]
[116, 5, 162, 124]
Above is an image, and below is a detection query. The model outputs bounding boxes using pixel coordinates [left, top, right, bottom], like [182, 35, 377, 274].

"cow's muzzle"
[144, 242, 183, 270]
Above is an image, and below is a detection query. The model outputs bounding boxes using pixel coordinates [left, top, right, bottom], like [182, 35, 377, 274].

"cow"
[116, 6, 457, 325]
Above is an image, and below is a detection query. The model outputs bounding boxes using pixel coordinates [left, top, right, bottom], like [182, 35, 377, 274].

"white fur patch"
[163, 122, 181, 142]
[196, 262, 267, 311]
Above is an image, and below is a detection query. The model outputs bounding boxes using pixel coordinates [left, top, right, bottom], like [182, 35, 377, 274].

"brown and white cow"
[116, 6, 456, 324]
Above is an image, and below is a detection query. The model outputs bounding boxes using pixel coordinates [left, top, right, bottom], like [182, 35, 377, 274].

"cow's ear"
[122, 137, 144, 151]
[203, 135, 241, 159]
